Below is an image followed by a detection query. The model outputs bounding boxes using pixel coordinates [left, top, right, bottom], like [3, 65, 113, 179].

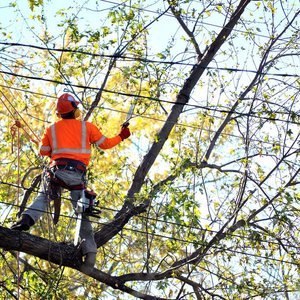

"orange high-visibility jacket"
[39, 119, 122, 166]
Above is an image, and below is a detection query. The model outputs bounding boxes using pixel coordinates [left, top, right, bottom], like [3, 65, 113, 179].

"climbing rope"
[0, 82, 41, 299]
[0, 87, 40, 145]
[14, 121, 21, 300]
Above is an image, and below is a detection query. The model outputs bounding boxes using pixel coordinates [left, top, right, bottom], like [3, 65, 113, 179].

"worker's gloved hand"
[119, 127, 131, 140]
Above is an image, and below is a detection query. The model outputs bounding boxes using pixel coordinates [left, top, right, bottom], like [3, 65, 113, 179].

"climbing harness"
[45, 161, 101, 226]
[18, 167, 42, 218]
[16, 163, 101, 230]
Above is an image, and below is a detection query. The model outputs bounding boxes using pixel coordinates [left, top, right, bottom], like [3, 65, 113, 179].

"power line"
[0, 83, 56, 100]
[0, 42, 299, 79]
[1, 180, 299, 258]
[0, 82, 299, 154]
[1, 197, 299, 268]
[1, 70, 299, 128]
[0, 81, 291, 133]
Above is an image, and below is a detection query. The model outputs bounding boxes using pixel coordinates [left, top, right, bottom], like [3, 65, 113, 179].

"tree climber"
[11, 93, 131, 274]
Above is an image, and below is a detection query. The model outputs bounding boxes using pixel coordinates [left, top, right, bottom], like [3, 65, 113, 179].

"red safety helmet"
[56, 93, 79, 115]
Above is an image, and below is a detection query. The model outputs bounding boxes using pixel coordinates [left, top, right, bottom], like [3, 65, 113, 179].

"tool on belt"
[74, 189, 101, 246]
[46, 160, 87, 224]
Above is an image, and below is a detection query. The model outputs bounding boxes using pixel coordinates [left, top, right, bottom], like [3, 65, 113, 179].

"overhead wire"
[1, 193, 300, 269]
[0, 79, 298, 133]
[1, 196, 299, 269]
[0, 70, 299, 128]
[1, 0, 298, 234]
[1, 180, 300, 257]
[0, 42, 299, 79]
[0, 81, 299, 155]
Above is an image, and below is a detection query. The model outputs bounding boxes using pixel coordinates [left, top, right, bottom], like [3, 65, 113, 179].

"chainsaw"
[74, 189, 101, 246]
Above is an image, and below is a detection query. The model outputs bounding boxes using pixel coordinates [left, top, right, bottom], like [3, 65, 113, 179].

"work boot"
[11, 214, 35, 231]
[80, 252, 96, 275]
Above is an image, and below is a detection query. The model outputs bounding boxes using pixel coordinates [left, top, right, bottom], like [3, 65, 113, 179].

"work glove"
[119, 126, 131, 140]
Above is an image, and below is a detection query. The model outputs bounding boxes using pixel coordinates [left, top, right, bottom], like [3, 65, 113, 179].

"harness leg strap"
[50, 183, 62, 224]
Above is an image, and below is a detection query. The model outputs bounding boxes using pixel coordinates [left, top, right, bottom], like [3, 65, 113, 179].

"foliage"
[0, 0, 299, 299]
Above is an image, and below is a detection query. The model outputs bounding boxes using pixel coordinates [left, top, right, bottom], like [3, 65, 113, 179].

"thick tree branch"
[0, 227, 81, 269]
[125, 0, 251, 201]
[94, 201, 149, 246]
[96, 0, 252, 254]
[0, 226, 172, 300]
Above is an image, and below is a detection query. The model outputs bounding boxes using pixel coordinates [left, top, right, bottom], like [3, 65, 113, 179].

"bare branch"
[168, 2, 202, 59]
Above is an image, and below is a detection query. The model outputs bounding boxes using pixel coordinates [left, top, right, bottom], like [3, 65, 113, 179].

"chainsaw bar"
[74, 212, 82, 246]
[122, 101, 136, 128]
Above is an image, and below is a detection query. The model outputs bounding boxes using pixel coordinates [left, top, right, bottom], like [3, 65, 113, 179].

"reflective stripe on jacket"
[39, 119, 122, 166]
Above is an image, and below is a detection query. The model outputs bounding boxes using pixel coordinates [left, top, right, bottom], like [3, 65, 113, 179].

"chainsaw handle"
[122, 121, 130, 128]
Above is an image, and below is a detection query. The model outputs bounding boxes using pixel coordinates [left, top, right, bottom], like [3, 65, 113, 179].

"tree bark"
[126, 0, 251, 200]
[0, 226, 81, 269]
